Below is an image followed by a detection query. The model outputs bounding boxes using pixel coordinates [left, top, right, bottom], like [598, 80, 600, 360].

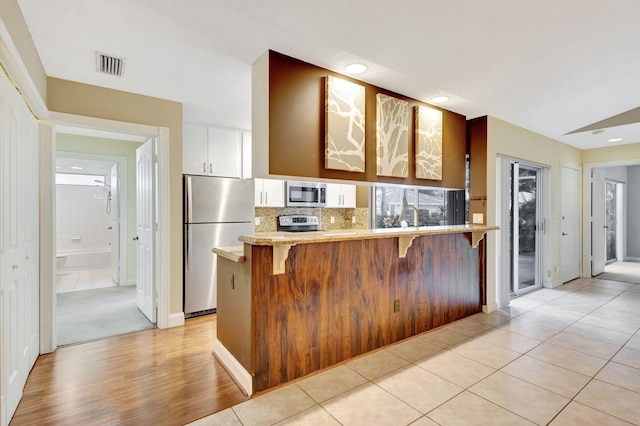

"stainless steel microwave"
[286, 181, 327, 207]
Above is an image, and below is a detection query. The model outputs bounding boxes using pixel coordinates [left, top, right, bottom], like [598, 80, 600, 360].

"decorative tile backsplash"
[255, 207, 369, 233]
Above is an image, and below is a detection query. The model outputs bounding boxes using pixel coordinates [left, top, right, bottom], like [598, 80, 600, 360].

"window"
[56, 173, 107, 186]
[373, 184, 464, 229]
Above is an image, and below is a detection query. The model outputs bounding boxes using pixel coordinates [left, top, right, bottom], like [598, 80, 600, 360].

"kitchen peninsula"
[213, 224, 498, 396]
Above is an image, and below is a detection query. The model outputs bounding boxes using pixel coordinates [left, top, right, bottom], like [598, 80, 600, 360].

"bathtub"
[56, 249, 111, 270]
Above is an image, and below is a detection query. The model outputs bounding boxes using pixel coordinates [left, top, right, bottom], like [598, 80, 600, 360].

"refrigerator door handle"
[186, 176, 193, 223]
[186, 224, 192, 270]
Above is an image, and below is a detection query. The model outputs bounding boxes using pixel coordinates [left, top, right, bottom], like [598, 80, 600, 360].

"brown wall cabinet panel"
[267, 51, 467, 188]
[467, 116, 488, 222]
[250, 233, 482, 392]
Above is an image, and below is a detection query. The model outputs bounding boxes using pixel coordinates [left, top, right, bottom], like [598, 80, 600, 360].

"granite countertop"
[239, 224, 499, 246]
[212, 246, 245, 263]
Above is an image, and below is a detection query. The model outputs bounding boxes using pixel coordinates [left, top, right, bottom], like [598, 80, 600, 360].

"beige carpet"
[598, 260, 640, 284]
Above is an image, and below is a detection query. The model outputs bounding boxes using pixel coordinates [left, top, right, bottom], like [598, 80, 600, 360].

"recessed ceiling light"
[71, 166, 83, 170]
[430, 96, 450, 104]
[608, 138, 623, 142]
[591, 129, 604, 135]
[345, 63, 368, 75]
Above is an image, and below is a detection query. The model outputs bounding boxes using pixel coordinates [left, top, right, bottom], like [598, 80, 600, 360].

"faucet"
[398, 205, 419, 228]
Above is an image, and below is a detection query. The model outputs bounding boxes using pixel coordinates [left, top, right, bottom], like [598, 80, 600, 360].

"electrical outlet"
[472, 213, 484, 224]
[394, 299, 400, 313]
[352, 216, 356, 224]
[254, 217, 261, 226]
[330, 216, 335, 224]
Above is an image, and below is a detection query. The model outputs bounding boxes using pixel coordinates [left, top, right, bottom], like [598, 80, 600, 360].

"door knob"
[107, 226, 113, 230]
[133, 236, 139, 241]
[562, 232, 568, 236]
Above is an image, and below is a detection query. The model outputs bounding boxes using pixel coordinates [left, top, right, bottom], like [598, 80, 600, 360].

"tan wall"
[57, 134, 142, 282]
[0, 0, 47, 101]
[582, 143, 640, 164]
[48, 77, 184, 314]
[485, 116, 582, 308]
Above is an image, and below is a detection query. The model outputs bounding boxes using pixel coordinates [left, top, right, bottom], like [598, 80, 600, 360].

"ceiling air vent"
[96, 52, 125, 77]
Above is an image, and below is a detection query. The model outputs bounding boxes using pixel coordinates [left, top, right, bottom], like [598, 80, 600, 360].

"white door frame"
[55, 151, 128, 285]
[582, 159, 640, 277]
[40, 112, 172, 354]
[497, 156, 551, 303]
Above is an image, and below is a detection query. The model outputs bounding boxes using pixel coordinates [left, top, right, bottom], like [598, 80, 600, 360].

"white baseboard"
[625, 257, 640, 262]
[543, 280, 563, 289]
[214, 339, 252, 396]
[126, 279, 136, 286]
[482, 303, 498, 313]
[167, 312, 185, 328]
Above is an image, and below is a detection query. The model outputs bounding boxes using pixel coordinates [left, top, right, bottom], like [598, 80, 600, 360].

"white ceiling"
[16, 0, 640, 150]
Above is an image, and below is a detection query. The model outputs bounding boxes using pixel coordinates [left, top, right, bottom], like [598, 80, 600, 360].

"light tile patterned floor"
[57, 267, 116, 293]
[191, 277, 640, 425]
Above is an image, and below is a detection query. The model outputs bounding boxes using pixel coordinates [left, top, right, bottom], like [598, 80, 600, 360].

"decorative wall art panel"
[415, 105, 443, 180]
[376, 93, 409, 177]
[325, 75, 366, 172]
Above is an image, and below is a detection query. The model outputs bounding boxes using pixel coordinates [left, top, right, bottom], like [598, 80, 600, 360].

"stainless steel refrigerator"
[184, 175, 254, 317]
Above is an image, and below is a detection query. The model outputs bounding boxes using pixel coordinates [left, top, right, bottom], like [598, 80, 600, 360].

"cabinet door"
[208, 127, 242, 178]
[182, 123, 208, 175]
[262, 179, 285, 207]
[325, 183, 343, 208]
[326, 184, 356, 208]
[341, 184, 356, 208]
[254, 179, 265, 206]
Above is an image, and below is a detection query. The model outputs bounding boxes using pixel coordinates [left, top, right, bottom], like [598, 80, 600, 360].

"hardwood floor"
[10, 315, 248, 425]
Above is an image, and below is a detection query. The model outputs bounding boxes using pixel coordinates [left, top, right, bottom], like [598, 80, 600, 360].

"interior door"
[110, 163, 120, 284]
[591, 169, 606, 276]
[136, 138, 156, 323]
[1, 70, 39, 426]
[561, 164, 581, 282]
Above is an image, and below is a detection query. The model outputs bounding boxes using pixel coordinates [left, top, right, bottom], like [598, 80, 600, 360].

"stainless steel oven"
[286, 181, 326, 207]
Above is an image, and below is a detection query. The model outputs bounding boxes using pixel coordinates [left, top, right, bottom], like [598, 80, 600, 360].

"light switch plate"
[330, 216, 335, 224]
[254, 217, 261, 226]
[352, 216, 356, 224]
[472, 213, 484, 224]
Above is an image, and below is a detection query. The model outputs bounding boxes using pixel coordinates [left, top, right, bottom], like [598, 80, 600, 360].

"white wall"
[628, 166, 640, 258]
[56, 185, 111, 253]
[602, 166, 627, 182]
[57, 133, 141, 282]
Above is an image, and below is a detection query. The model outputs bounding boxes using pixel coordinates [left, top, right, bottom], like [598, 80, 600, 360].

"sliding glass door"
[510, 162, 542, 296]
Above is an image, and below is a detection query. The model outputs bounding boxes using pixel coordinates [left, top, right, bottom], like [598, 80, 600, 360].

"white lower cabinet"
[255, 179, 285, 207]
[326, 183, 356, 208]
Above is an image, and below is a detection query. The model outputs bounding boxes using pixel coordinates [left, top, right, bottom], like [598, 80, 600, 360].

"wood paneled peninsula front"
[213, 225, 498, 396]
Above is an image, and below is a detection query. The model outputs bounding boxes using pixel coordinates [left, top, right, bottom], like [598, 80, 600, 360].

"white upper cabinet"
[208, 127, 242, 178]
[183, 123, 208, 175]
[183, 123, 242, 178]
[326, 184, 356, 208]
[255, 179, 285, 207]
